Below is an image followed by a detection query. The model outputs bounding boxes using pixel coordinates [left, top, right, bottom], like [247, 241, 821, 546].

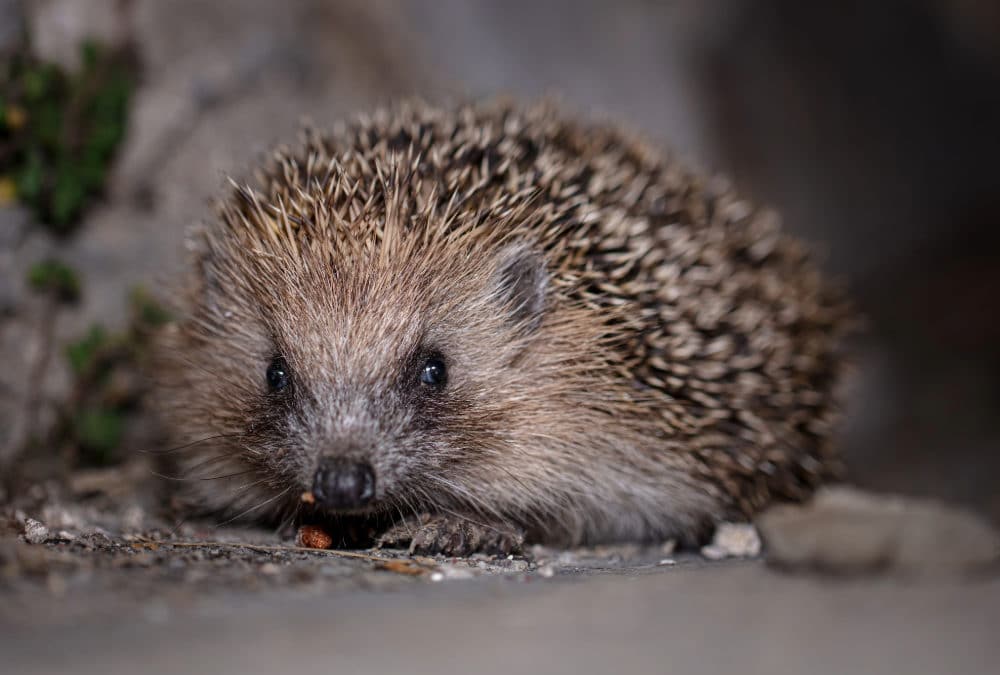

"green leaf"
[50, 166, 88, 227]
[130, 286, 172, 327]
[80, 41, 101, 71]
[27, 259, 81, 302]
[22, 66, 50, 100]
[33, 100, 63, 148]
[66, 325, 108, 376]
[74, 406, 124, 462]
[15, 150, 44, 202]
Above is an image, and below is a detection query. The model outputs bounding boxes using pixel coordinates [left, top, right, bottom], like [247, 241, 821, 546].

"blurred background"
[1, 0, 998, 522]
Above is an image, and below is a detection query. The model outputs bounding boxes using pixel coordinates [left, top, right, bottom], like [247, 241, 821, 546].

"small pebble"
[435, 565, 476, 580]
[537, 565, 556, 578]
[430, 572, 445, 582]
[657, 558, 676, 566]
[507, 559, 530, 572]
[23, 518, 50, 545]
[701, 522, 761, 560]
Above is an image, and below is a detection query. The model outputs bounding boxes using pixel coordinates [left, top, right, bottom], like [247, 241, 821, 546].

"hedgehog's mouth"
[295, 495, 395, 548]
[297, 485, 389, 518]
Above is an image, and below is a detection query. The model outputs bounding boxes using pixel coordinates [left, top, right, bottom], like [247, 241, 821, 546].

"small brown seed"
[297, 525, 332, 549]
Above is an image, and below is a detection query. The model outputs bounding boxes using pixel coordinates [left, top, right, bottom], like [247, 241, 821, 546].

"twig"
[130, 538, 436, 569]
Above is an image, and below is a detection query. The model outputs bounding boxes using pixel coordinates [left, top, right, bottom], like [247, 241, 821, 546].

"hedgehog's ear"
[491, 244, 548, 332]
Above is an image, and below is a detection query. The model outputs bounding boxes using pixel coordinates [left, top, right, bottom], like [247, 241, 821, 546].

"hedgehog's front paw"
[377, 513, 524, 557]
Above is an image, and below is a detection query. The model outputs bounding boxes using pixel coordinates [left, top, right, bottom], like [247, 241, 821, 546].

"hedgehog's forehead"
[267, 241, 489, 369]
[271, 286, 427, 384]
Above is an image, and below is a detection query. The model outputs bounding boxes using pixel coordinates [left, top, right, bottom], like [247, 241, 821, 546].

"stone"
[757, 486, 1000, 577]
[22, 518, 49, 545]
[700, 522, 761, 560]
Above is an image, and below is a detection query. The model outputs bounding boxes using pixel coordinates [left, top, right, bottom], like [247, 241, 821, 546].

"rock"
[0, 206, 31, 312]
[0, 220, 72, 473]
[757, 486, 1000, 577]
[432, 563, 477, 581]
[22, 518, 50, 545]
[27, 0, 131, 71]
[700, 522, 761, 560]
[0, 0, 25, 52]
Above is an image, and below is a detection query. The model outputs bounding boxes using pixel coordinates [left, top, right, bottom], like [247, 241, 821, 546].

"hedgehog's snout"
[311, 457, 376, 510]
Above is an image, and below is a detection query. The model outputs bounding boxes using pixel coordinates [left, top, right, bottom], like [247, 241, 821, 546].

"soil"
[3, 462, 998, 675]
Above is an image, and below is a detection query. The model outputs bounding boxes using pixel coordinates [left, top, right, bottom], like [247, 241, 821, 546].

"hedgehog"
[155, 100, 851, 556]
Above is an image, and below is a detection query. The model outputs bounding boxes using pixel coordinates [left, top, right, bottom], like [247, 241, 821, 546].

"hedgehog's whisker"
[215, 487, 292, 528]
[171, 452, 243, 479]
[423, 474, 505, 522]
[396, 491, 425, 529]
[390, 503, 415, 536]
[172, 353, 259, 399]
[140, 432, 244, 456]
[230, 475, 270, 496]
[167, 515, 190, 539]
[275, 502, 301, 538]
[150, 468, 255, 482]
[413, 481, 512, 535]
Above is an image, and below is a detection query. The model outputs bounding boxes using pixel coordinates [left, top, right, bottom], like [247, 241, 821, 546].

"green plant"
[27, 258, 81, 302]
[73, 406, 124, 464]
[1, 40, 135, 232]
[59, 286, 170, 466]
[66, 324, 108, 377]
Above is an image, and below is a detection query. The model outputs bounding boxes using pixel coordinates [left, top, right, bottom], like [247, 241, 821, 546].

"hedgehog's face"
[175, 237, 557, 526]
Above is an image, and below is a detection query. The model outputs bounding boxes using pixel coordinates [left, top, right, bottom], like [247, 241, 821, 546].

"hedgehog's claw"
[377, 513, 524, 557]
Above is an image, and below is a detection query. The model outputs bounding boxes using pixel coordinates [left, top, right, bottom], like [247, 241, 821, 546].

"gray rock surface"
[3, 475, 998, 674]
[758, 486, 1000, 576]
[4, 555, 999, 675]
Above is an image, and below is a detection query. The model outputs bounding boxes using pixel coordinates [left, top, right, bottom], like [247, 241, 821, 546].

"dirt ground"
[3, 515, 999, 675]
[3, 481, 998, 675]
[3, 2, 1000, 673]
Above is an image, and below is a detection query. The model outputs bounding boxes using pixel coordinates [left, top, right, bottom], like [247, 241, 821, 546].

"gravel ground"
[0, 465, 726, 631]
[2, 470, 998, 674]
[4, 543, 999, 675]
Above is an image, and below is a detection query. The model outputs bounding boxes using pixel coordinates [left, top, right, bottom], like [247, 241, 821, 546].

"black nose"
[312, 459, 375, 510]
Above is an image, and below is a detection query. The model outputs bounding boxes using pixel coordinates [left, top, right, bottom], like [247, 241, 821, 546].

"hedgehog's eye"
[419, 357, 447, 388]
[266, 356, 291, 392]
